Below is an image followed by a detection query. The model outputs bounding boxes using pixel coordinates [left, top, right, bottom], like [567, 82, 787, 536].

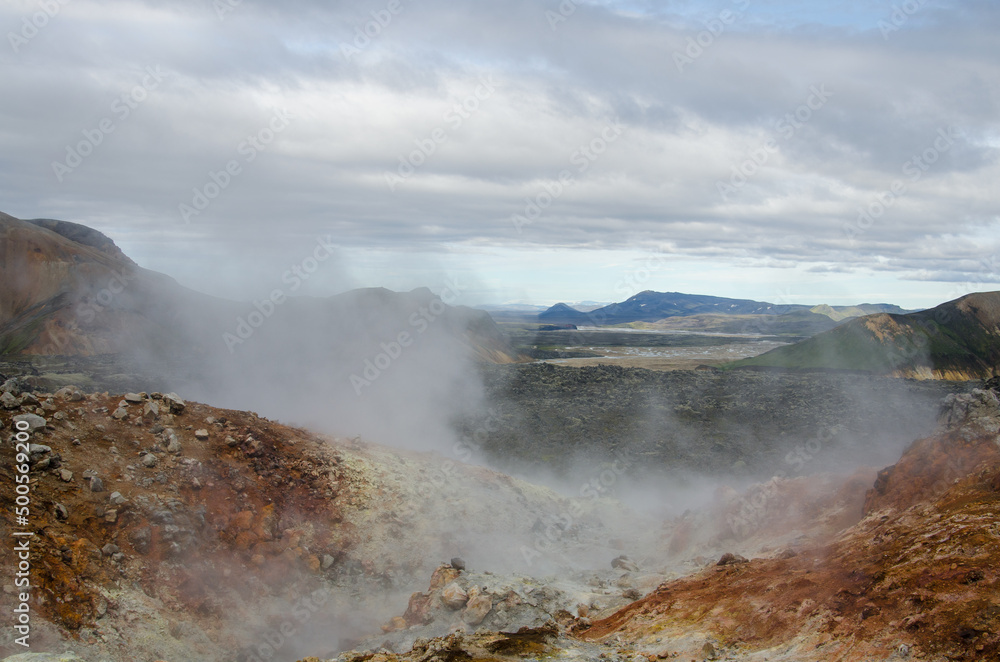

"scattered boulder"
[112, 406, 129, 420]
[53, 386, 84, 401]
[717, 552, 749, 566]
[450, 556, 466, 571]
[165, 393, 186, 414]
[54, 503, 69, 520]
[0, 391, 18, 410]
[109, 492, 127, 506]
[441, 582, 469, 610]
[403, 591, 435, 626]
[88, 476, 105, 492]
[143, 400, 160, 419]
[59, 469, 73, 482]
[1, 377, 22, 394]
[194, 429, 210, 440]
[101, 543, 120, 556]
[19, 392, 40, 407]
[142, 453, 159, 468]
[124, 392, 144, 403]
[429, 564, 461, 590]
[12, 413, 46, 430]
[463, 587, 493, 625]
[611, 554, 639, 572]
[130, 527, 152, 554]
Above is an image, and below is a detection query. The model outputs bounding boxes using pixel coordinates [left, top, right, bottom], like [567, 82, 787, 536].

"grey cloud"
[1, 0, 998, 299]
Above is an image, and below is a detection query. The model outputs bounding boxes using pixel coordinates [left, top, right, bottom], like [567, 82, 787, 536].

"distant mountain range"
[537, 291, 910, 330]
[729, 291, 1000, 380]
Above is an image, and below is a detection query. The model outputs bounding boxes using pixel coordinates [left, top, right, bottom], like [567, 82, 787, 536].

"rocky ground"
[465, 363, 974, 481]
[315, 385, 1000, 662]
[0, 373, 669, 661]
[1, 370, 997, 662]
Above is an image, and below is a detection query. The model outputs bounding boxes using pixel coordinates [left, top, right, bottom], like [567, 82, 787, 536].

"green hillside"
[728, 292, 1000, 379]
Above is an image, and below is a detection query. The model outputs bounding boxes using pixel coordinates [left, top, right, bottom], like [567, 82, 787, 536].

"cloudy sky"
[2, 0, 998, 309]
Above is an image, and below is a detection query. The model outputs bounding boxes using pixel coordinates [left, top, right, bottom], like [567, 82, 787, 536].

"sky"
[1, 0, 998, 310]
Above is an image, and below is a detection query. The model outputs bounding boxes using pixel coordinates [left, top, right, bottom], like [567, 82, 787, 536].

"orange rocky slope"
[576, 388, 1000, 662]
[0, 375, 661, 661]
[314, 388, 1000, 662]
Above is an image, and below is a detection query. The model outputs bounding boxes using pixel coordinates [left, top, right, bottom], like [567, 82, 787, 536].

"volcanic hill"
[730, 291, 1000, 380]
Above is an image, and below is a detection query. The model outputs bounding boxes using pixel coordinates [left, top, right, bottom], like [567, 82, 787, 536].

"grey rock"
[1, 377, 22, 395]
[12, 414, 45, 430]
[29, 444, 52, 455]
[19, 392, 40, 407]
[101, 543, 120, 556]
[54, 503, 69, 520]
[462, 589, 493, 625]
[611, 555, 639, 572]
[124, 392, 144, 403]
[130, 527, 152, 554]
[89, 476, 106, 492]
[143, 400, 160, 419]
[441, 582, 469, 609]
[59, 469, 74, 482]
[321, 554, 336, 570]
[717, 552, 749, 566]
[142, 453, 159, 468]
[111, 407, 129, 420]
[194, 428, 210, 440]
[109, 492, 127, 506]
[165, 392, 186, 414]
[450, 556, 466, 571]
